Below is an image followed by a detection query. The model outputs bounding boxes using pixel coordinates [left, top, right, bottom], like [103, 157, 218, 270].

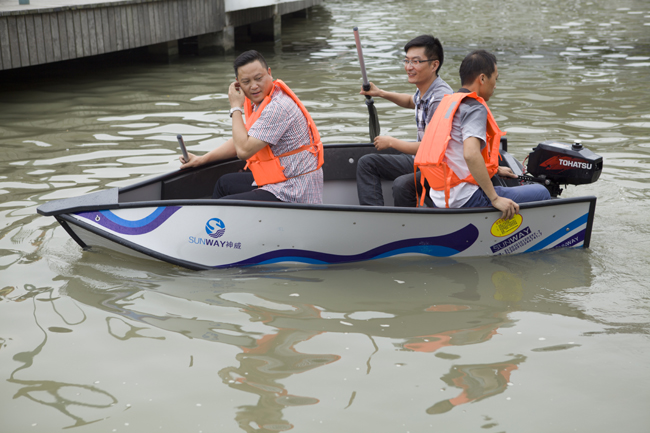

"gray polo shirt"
[412, 75, 454, 142]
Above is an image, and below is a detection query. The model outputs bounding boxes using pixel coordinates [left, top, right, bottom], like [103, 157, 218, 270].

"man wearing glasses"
[356, 35, 453, 207]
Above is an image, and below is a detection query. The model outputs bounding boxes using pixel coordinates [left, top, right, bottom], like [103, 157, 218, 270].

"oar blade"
[366, 98, 380, 141]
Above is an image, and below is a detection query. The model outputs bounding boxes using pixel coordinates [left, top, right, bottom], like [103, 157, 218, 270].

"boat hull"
[38, 143, 598, 269]
[55, 197, 595, 269]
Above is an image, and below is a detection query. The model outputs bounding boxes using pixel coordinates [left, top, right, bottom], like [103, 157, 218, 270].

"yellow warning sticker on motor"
[490, 214, 523, 237]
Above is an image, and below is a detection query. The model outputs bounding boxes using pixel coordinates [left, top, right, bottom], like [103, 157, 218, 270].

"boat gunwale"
[110, 194, 597, 212]
[40, 193, 597, 216]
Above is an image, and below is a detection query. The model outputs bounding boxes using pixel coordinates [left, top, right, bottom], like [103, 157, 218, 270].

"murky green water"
[1, 0, 650, 431]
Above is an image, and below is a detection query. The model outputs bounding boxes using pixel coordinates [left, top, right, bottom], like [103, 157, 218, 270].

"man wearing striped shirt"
[180, 50, 323, 204]
[357, 35, 453, 206]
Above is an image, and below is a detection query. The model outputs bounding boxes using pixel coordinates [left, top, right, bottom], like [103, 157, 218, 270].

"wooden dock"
[0, 0, 322, 71]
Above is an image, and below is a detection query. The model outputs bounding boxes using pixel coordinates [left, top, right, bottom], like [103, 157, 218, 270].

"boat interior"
[119, 141, 520, 207]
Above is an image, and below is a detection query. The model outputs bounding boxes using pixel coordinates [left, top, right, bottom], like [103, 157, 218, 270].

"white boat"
[37, 141, 601, 270]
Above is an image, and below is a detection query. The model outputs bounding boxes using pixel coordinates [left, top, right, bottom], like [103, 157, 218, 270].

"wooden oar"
[353, 27, 380, 142]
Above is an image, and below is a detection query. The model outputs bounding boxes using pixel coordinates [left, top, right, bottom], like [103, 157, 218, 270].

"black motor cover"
[526, 140, 602, 185]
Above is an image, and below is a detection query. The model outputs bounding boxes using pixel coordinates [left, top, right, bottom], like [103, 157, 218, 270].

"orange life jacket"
[243, 79, 324, 187]
[414, 91, 504, 207]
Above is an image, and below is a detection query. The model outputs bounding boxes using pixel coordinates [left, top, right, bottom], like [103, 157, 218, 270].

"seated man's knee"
[212, 176, 229, 199]
[392, 174, 418, 207]
[392, 174, 415, 197]
[357, 154, 380, 174]
[533, 184, 552, 201]
[393, 174, 412, 190]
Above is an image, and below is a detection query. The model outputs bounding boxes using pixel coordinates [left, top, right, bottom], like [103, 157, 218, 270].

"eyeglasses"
[402, 59, 437, 66]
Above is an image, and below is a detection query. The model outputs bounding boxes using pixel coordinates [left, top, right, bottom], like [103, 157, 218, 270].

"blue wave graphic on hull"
[524, 213, 588, 253]
[222, 224, 479, 267]
[77, 206, 181, 235]
[550, 229, 585, 249]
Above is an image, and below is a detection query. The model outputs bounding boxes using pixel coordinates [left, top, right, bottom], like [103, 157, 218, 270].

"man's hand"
[180, 152, 201, 169]
[228, 81, 245, 108]
[360, 82, 382, 98]
[497, 166, 518, 178]
[491, 195, 519, 221]
[374, 135, 393, 151]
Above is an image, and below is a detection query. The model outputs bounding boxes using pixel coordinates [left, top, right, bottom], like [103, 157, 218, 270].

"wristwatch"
[229, 107, 244, 118]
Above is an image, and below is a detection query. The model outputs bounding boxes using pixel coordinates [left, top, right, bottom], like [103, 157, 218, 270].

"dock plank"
[205, 0, 212, 33]
[142, 5, 156, 45]
[115, 6, 129, 50]
[161, 1, 170, 43]
[129, 5, 142, 48]
[148, 3, 156, 44]
[181, 0, 188, 39]
[72, 10, 84, 58]
[42, 14, 54, 63]
[192, 0, 199, 36]
[87, 9, 97, 56]
[173, 0, 181, 38]
[120, 6, 129, 49]
[0, 17, 10, 70]
[25, 15, 39, 66]
[197, 0, 210, 34]
[50, 13, 62, 62]
[94, 9, 104, 55]
[16, 15, 30, 67]
[81, 10, 92, 56]
[172, 0, 180, 41]
[7, 17, 21, 69]
[135, 4, 148, 47]
[103, 8, 114, 53]
[126, 5, 136, 50]
[191, 0, 198, 35]
[106, 8, 122, 51]
[157, 1, 165, 42]
[56, 13, 67, 61]
[33, 15, 47, 64]
[64, 11, 76, 60]
[152, 2, 159, 44]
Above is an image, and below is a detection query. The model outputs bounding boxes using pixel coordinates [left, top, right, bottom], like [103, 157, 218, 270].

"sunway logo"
[205, 218, 226, 238]
[540, 156, 592, 172]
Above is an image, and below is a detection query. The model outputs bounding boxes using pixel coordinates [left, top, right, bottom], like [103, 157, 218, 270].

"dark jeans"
[463, 184, 551, 207]
[213, 172, 281, 202]
[356, 153, 430, 206]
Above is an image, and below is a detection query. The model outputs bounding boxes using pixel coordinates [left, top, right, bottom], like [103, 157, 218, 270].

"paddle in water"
[353, 27, 380, 142]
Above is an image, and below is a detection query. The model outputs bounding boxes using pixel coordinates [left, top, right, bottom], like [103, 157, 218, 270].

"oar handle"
[177, 134, 189, 161]
[353, 27, 370, 91]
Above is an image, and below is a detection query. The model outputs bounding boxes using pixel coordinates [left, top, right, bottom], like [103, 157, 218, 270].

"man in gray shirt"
[423, 50, 551, 219]
[356, 35, 453, 206]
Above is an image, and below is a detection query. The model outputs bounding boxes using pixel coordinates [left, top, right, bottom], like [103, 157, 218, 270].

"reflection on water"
[1, 0, 650, 431]
[6, 287, 117, 429]
[17, 248, 593, 429]
[426, 355, 526, 415]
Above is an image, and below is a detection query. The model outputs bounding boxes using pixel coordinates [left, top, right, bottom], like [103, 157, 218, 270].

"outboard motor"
[524, 140, 603, 197]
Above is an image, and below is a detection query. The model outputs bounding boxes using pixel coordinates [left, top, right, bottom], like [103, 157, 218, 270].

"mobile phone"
[177, 134, 189, 161]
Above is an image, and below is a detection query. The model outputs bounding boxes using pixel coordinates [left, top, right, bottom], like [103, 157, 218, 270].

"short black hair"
[404, 35, 444, 74]
[233, 50, 269, 77]
[459, 50, 497, 86]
